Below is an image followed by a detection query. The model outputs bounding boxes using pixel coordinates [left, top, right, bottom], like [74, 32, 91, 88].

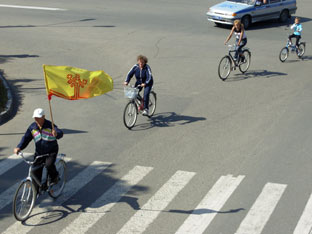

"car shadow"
[225, 69, 287, 82]
[130, 112, 206, 131]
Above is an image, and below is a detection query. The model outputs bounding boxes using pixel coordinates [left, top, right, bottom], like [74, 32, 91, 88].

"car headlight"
[226, 12, 237, 16]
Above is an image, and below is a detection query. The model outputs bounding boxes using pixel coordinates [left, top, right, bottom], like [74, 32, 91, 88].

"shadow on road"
[131, 112, 206, 131]
[61, 129, 88, 135]
[0, 71, 40, 125]
[168, 207, 245, 214]
[301, 55, 312, 61]
[0, 54, 39, 65]
[0, 158, 150, 228]
[0, 18, 116, 29]
[226, 69, 287, 82]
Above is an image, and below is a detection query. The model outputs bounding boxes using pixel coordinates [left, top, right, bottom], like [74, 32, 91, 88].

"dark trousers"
[31, 152, 58, 186]
[235, 38, 247, 59]
[289, 34, 301, 46]
[135, 81, 153, 110]
[143, 84, 153, 110]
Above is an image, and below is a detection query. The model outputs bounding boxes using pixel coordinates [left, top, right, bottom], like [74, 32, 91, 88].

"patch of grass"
[0, 79, 8, 113]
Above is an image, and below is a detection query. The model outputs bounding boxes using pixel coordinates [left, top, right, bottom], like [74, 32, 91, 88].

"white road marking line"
[117, 170, 196, 234]
[2, 161, 111, 234]
[293, 193, 312, 234]
[175, 174, 245, 234]
[60, 165, 153, 234]
[0, 153, 31, 176]
[0, 183, 19, 210]
[0, 4, 66, 11]
[235, 182, 287, 234]
[0, 158, 71, 211]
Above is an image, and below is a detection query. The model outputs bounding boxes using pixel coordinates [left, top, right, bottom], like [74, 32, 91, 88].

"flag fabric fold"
[43, 65, 113, 100]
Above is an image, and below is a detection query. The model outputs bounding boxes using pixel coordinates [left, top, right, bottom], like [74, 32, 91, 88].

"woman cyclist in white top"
[224, 19, 247, 62]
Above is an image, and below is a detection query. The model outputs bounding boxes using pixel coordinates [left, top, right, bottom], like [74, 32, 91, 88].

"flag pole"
[48, 96, 55, 130]
[43, 65, 55, 130]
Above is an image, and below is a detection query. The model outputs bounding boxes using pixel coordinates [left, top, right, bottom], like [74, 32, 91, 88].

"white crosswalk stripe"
[235, 182, 287, 234]
[2, 161, 312, 234]
[0, 157, 71, 211]
[117, 170, 196, 234]
[60, 165, 153, 234]
[293, 193, 312, 234]
[0, 183, 19, 210]
[0, 153, 32, 176]
[2, 161, 111, 234]
[176, 174, 245, 234]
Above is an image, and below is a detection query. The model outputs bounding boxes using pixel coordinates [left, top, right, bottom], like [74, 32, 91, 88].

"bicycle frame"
[19, 153, 58, 192]
[227, 45, 249, 67]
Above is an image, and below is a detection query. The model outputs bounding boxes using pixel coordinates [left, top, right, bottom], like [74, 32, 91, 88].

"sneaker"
[142, 109, 148, 116]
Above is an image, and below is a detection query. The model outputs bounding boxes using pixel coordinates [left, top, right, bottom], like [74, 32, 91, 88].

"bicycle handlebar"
[18, 152, 55, 165]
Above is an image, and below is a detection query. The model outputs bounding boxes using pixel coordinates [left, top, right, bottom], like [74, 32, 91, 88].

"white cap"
[32, 108, 45, 118]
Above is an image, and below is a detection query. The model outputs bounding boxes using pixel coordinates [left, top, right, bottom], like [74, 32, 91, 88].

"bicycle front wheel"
[279, 47, 289, 62]
[297, 43, 305, 58]
[218, 56, 232, 81]
[123, 101, 138, 129]
[49, 159, 66, 199]
[13, 180, 36, 221]
[148, 91, 157, 117]
[239, 50, 251, 74]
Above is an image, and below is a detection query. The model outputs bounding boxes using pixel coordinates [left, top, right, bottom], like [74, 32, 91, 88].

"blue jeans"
[235, 38, 247, 60]
[135, 81, 153, 110]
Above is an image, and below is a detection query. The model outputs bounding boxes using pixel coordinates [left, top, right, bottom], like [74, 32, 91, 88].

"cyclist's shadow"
[227, 69, 287, 81]
[132, 112, 206, 130]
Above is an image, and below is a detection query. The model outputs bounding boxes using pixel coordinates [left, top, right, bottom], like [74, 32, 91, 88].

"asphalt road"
[0, 0, 312, 233]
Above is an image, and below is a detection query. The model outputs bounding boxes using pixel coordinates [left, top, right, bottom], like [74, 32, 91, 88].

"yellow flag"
[43, 65, 113, 100]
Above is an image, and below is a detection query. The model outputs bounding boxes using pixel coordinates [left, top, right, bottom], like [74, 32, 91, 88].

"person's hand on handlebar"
[124, 82, 128, 86]
[141, 83, 146, 87]
[14, 148, 21, 155]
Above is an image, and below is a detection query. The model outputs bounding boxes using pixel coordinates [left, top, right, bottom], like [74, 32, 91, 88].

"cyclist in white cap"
[14, 108, 63, 190]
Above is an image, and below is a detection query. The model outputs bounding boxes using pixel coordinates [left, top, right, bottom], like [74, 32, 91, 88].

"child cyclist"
[289, 17, 302, 48]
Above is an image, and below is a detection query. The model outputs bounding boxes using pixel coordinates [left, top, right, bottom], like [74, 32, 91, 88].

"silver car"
[206, 0, 297, 29]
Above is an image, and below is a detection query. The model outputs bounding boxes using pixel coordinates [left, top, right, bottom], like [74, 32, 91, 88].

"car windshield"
[227, 0, 256, 5]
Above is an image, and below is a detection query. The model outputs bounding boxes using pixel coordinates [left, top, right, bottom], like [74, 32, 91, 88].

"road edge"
[0, 71, 13, 125]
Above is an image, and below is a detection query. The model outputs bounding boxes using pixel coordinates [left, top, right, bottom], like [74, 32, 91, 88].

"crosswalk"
[1, 155, 312, 234]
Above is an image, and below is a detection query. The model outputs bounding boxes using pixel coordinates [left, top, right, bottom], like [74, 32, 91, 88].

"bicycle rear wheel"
[239, 50, 251, 73]
[218, 56, 232, 81]
[279, 47, 289, 62]
[148, 91, 157, 117]
[123, 101, 138, 129]
[297, 43, 305, 58]
[13, 180, 36, 221]
[49, 159, 66, 199]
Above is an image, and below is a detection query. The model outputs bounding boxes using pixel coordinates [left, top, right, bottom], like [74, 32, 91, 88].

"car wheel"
[241, 16, 251, 29]
[279, 10, 289, 23]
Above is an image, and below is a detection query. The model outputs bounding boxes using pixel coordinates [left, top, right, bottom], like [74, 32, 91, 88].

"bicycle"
[123, 85, 157, 129]
[279, 28, 305, 62]
[218, 44, 251, 81]
[12, 152, 66, 221]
